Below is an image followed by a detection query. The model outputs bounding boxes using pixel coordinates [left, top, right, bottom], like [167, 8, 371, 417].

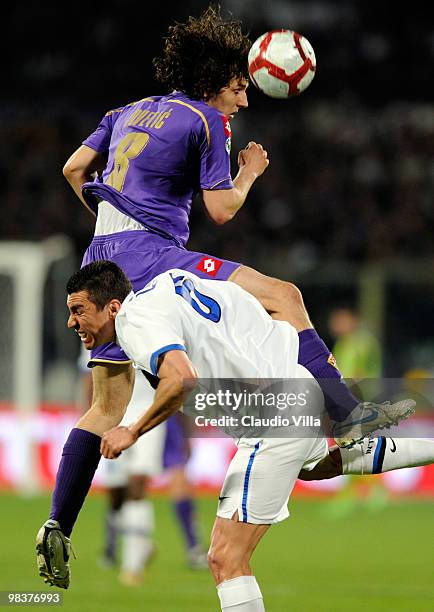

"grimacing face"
[66, 290, 119, 350]
[206, 77, 249, 118]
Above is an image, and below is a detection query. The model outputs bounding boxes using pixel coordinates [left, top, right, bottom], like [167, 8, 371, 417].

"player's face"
[66, 291, 117, 350]
[206, 77, 249, 118]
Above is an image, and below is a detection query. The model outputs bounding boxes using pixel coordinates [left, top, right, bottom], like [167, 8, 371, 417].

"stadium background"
[1, 1, 433, 610]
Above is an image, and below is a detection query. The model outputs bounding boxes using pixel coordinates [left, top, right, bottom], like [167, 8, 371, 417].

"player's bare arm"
[101, 350, 198, 459]
[202, 142, 269, 224]
[63, 145, 107, 215]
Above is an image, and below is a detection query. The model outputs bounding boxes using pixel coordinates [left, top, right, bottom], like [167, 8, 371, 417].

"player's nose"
[238, 91, 248, 109]
[67, 314, 77, 329]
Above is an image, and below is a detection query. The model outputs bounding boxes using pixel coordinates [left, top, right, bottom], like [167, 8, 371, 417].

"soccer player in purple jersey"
[36, 7, 414, 589]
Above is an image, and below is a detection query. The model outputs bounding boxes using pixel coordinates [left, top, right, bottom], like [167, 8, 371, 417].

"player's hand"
[100, 426, 138, 459]
[238, 142, 269, 176]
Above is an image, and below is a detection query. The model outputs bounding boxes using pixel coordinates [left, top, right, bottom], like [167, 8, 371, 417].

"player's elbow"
[210, 210, 234, 225]
[203, 190, 239, 225]
[62, 159, 82, 181]
[62, 160, 74, 179]
[207, 202, 237, 225]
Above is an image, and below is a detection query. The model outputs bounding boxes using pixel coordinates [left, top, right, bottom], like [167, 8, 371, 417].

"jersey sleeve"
[82, 108, 121, 153]
[116, 285, 187, 377]
[196, 111, 233, 191]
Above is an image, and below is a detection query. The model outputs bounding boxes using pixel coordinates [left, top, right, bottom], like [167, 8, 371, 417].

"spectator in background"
[328, 306, 382, 380]
[325, 306, 387, 516]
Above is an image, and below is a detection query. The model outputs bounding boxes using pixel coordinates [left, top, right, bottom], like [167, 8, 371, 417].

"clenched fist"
[100, 426, 138, 459]
[238, 141, 269, 177]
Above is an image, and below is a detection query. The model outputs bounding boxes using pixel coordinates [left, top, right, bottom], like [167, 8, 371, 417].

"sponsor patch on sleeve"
[196, 256, 223, 277]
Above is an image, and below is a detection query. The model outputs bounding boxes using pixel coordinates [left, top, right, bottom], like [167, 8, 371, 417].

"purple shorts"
[163, 413, 189, 469]
[81, 229, 240, 365]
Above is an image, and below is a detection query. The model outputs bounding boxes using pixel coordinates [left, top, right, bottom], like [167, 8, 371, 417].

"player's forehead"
[227, 77, 249, 91]
[67, 290, 92, 310]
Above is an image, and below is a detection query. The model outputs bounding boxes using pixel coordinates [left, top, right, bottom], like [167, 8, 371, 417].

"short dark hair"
[153, 5, 251, 100]
[66, 261, 132, 309]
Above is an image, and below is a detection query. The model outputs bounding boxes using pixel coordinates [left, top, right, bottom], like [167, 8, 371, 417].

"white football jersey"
[115, 269, 299, 379]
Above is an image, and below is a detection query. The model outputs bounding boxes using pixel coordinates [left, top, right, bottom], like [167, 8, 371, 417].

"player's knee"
[279, 280, 304, 308]
[265, 277, 304, 312]
[207, 542, 245, 583]
[127, 475, 148, 500]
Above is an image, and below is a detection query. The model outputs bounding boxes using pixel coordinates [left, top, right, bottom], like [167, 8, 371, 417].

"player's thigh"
[91, 362, 135, 416]
[299, 445, 342, 480]
[229, 265, 307, 325]
[229, 265, 284, 309]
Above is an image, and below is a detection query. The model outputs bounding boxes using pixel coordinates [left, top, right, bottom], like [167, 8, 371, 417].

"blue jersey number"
[172, 276, 221, 322]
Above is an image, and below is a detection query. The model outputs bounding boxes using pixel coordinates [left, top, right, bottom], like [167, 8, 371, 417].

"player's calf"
[209, 542, 265, 611]
[208, 516, 268, 611]
[299, 437, 434, 480]
[341, 436, 434, 475]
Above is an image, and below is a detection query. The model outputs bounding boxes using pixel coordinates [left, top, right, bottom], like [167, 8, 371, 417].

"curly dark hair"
[153, 5, 251, 100]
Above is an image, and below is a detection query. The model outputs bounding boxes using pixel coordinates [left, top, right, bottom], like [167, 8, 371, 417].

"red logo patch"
[220, 115, 232, 138]
[196, 256, 223, 277]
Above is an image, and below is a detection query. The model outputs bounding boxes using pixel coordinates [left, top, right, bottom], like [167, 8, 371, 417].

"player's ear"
[107, 299, 121, 319]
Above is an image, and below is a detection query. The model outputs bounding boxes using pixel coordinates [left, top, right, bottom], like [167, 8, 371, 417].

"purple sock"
[50, 428, 101, 537]
[173, 498, 197, 549]
[298, 329, 359, 421]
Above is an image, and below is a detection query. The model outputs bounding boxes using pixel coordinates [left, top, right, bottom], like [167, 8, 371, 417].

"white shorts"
[217, 364, 328, 524]
[102, 369, 165, 487]
[217, 434, 328, 524]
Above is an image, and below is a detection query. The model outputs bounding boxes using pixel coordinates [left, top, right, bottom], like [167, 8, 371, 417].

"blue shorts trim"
[242, 442, 261, 523]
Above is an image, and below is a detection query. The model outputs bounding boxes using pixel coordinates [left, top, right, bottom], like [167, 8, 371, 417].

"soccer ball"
[248, 29, 316, 99]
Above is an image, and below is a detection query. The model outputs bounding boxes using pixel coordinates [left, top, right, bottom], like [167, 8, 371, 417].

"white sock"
[217, 576, 265, 611]
[120, 499, 155, 573]
[341, 437, 434, 475]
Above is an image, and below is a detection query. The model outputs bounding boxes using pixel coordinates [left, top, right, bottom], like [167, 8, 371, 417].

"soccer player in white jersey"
[35, 260, 434, 609]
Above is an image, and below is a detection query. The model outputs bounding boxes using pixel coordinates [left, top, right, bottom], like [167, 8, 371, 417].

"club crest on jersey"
[327, 353, 338, 369]
[196, 256, 223, 277]
[220, 115, 232, 138]
[219, 116, 232, 155]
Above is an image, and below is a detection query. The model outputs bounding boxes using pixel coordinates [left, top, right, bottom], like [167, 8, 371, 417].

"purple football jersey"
[82, 92, 233, 246]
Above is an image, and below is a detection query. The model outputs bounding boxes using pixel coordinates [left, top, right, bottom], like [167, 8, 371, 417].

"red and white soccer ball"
[248, 29, 316, 99]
